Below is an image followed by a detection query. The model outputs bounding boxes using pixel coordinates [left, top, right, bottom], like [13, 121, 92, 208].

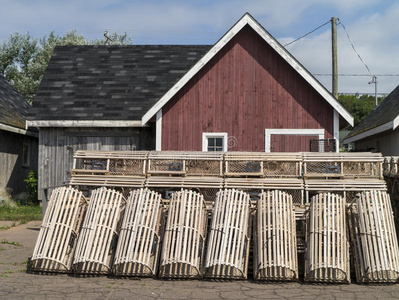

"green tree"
[338, 94, 385, 128]
[0, 30, 132, 103]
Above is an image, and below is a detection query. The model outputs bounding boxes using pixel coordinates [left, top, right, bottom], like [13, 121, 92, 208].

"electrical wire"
[339, 21, 373, 77]
[313, 74, 399, 77]
[284, 20, 330, 47]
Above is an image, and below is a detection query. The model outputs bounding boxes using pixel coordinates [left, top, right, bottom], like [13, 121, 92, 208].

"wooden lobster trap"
[224, 152, 302, 178]
[224, 177, 304, 204]
[72, 187, 126, 274]
[146, 176, 224, 189]
[305, 192, 350, 283]
[70, 150, 148, 188]
[303, 152, 383, 179]
[254, 190, 298, 281]
[348, 190, 399, 283]
[72, 150, 148, 176]
[389, 157, 399, 177]
[205, 189, 251, 279]
[31, 187, 88, 273]
[112, 189, 164, 277]
[147, 151, 223, 177]
[159, 190, 207, 278]
[383, 157, 392, 177]
[304, 179, 387, 204]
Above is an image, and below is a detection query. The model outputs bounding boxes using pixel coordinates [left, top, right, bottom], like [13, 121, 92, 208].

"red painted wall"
[162, 25, 334, 152]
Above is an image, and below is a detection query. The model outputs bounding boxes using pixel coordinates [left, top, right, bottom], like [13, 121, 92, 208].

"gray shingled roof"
[0, 74, 30, 129]
[28, 45, 212, 121]
[346, 84, 399, 139]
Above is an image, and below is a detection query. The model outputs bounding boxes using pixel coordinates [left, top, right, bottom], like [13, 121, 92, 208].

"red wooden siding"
[161, 25, 334, 152]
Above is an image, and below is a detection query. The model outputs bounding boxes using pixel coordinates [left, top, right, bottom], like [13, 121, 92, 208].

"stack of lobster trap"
[30, 150, 399, 283]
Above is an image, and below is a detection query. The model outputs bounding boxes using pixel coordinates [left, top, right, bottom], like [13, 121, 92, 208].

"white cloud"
[0, 0, 398, 94]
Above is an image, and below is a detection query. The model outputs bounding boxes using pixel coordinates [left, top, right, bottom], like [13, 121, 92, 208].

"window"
[202, 133, 228, 152]
[22, 142, 30, 167]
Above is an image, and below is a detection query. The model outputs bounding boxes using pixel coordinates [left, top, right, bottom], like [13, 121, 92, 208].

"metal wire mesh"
[225, 156, 301, 178]
[309, 139, 337, 152]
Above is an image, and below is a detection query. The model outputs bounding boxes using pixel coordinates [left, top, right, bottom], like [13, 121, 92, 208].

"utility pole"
[331, 17, 338, 99]
[374, 76, 378, 106]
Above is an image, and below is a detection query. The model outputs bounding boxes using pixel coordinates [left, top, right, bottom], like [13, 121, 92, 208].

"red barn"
[142, 13, 353, 152]
[28, 13, 353, 205]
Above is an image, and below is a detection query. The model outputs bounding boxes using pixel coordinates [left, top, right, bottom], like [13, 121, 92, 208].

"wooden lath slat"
[72, 187, 125, 274]
[148, 151, 223, 177]
[305, 192, 350, 283]
[348, 190, 399, 283]
[31, 187, 87, 272]
[113, 188, 164, 276]
[303, 152, 383, 179]
[224, 152, 302, 178]
[254, 190, 298, 280]
[205, 189, 251, 279]
[159, 189, 207, 278]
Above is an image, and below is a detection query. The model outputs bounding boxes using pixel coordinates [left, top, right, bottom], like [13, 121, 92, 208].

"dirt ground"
[1, 221, 399, 299]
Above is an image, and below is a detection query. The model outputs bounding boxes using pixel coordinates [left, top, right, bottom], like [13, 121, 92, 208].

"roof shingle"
[0, 74, 30, 129]
[28, 45, 212, 121]
[346, 84, 399, 139]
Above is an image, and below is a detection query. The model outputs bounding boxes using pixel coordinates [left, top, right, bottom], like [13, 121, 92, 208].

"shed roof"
[345, 85, 399, 143]
[27, 45, 211, 125]
[0, 74, 30, 130]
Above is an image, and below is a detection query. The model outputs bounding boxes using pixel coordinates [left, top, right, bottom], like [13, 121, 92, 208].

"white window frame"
[202, 132, 228, 152]
[264, 129, 324, 152]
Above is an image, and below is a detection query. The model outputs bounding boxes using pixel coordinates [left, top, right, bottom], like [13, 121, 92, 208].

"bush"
[24, 170, 39, 205]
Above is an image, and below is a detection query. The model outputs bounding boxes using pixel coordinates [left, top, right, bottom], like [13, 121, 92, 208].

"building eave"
[344, 121, 394, 144]
[27, 120, 146, 128]
[0, 122, 38, 138]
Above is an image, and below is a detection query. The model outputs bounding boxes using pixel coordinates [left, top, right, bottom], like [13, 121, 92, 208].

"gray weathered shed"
[0, 74, 38, 195]
[344, 84, 399, 155]
[27, 45, 211, 205]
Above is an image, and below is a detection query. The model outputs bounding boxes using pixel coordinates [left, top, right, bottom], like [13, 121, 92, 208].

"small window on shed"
[22, 142, 30, 167]
[202, 133, 228, 152]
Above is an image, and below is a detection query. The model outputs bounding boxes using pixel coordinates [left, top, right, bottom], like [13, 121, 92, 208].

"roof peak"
[142, 13, 353, 126]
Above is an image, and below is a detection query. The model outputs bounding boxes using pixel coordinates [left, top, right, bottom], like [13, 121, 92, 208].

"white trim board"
[155, 109, 162, 151]
[27, 120, 146, 128]
[141, 13, 353, 126]
[202, 132, 228, 152]
[0, 123, 38, 138]
[344, 121, 394, 144]
[265, 129, 324, 152]
[333, 110, 340, 153]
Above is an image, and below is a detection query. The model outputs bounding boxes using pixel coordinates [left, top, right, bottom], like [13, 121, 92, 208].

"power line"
[284, 20, 330, 47]
[339, 21, 373, 77]
[314, 74, 399, 77]
[340, 92, 388, 95]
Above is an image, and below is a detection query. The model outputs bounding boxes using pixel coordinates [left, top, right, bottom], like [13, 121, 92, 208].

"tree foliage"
[0, 30, 132, 103]
[338, 93, 385, 128]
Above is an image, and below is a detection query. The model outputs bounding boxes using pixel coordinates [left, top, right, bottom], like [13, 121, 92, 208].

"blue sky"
[1, 0, 399, 95]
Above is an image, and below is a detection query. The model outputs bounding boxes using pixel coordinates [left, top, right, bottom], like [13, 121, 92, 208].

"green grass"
[1, 239, 22, 247]
[0, 205, 42, 223]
